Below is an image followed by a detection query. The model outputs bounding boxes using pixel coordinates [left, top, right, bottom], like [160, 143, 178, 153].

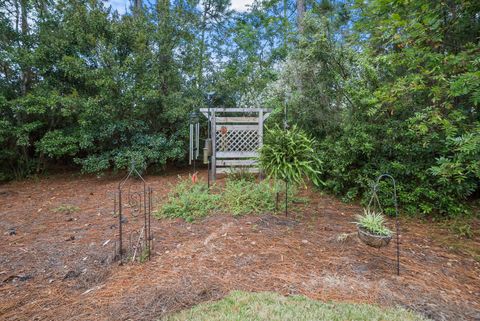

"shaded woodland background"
[1, 0, 479, 216]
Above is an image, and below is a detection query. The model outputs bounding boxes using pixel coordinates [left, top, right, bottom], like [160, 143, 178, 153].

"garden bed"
[0, 170, 479, 320]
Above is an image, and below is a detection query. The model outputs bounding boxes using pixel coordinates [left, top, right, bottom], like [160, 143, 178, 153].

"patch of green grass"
[156, 177, 298, 221]
[52, 204, 80, 214]
[165, 291, 427, 321]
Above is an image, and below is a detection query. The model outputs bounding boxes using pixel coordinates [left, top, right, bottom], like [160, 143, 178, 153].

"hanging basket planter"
[357, 226, 392, 248]
[355, 174, 401, 275]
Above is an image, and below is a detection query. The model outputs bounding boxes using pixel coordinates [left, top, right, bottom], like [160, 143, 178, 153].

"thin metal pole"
[393, 179, 400, 276]
[148, 187, 152, 261]
[207, 96, 211, 189]
[284, 95, 288, 217]
[375, 174, 400, 276]
[275, 190, 279, 212]
[143, 183, 147, 251]
[113, 191, 117, 259]
[207, 158, 210, 189]
[118, 188, 123, 264]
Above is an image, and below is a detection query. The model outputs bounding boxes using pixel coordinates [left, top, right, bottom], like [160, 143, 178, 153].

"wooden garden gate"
[199, 108, 272, 181]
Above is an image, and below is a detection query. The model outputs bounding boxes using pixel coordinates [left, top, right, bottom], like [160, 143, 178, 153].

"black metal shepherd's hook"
[372, 174, 400, 276]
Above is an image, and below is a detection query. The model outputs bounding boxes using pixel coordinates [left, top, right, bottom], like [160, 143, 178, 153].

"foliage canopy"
[1, 0, 479, 217]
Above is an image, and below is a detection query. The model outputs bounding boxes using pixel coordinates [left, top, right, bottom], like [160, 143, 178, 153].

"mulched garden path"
[1, 170, 479, 321]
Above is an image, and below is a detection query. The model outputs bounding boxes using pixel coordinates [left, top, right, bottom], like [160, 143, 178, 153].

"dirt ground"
[1, 170, 479, 321]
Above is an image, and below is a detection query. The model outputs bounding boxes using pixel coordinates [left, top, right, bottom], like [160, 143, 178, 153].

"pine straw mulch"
[0, 170, 479, 321]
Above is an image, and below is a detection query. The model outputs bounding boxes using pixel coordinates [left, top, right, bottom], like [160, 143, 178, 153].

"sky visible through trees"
[107, 0, 255, 13]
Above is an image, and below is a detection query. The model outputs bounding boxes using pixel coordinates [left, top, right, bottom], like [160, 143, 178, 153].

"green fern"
[259, 125, 323, 186]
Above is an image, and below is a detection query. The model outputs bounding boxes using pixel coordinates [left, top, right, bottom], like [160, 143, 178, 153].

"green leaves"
[356, 209, 392, 237]
[37, 130, 79, 158]
[156, 177, 283, 221]
[0, 0, 192, 180]
[283, 0, 480, 217]
[259, 124, 323, 186]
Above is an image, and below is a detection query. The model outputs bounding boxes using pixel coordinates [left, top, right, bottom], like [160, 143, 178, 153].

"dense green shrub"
[267, 3, 480, 217]
[316, 107, 479, 217]
[0, 0, 200, 180]
[259, 125, 323, 186]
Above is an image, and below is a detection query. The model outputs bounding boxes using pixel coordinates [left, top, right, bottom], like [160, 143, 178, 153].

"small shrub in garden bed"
[156, 178, 221, 222]
[225, 167, 257, 182]
[444, 216, 476, 239]
[221, 179, 277, 216]
[156, 177, 298, 221]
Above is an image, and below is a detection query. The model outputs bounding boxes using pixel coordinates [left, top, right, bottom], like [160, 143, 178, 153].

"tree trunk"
[296, 0, 305, 34]
[134, 0, 142, 10]
[295, 0, 305, 93]
[15, 0, 19, 33]
[20, 0, 31, 95]
[197, 2, 208, 89]
[157, 0, 172, 95]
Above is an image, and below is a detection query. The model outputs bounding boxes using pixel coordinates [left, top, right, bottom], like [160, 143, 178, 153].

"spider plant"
[356, 209, 392, 237]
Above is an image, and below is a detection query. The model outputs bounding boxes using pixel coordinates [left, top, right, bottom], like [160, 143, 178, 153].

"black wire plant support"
[366, 174, 401, 275]
[113, 162, 153, 264]
[283, 93, 290, 216]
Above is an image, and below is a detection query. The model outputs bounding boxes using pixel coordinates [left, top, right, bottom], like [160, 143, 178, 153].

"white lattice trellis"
[216, 129, 259, 152]
[199, 108, 272, 180]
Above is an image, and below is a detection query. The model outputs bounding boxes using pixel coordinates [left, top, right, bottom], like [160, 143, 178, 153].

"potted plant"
[356, 208, 392, 248]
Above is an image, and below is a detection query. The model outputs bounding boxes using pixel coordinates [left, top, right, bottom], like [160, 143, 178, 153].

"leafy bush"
[0, 1, 188, 181]
[156, 177, 294, 221]
[355, 209, 392, 237]
[156, 178, 221, 222]
[221, 179, 277, 216]
[269, 5, 480, 217]
[259, 125, 323, 186]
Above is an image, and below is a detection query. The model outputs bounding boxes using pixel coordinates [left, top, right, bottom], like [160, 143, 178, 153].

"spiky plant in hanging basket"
[259, 124, 323, 186]
[355, 208, 392, 248]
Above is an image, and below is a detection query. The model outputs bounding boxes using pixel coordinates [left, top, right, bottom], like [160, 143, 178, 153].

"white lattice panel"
[199, 108, 272, 181]
[216, 129, 259, 152]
